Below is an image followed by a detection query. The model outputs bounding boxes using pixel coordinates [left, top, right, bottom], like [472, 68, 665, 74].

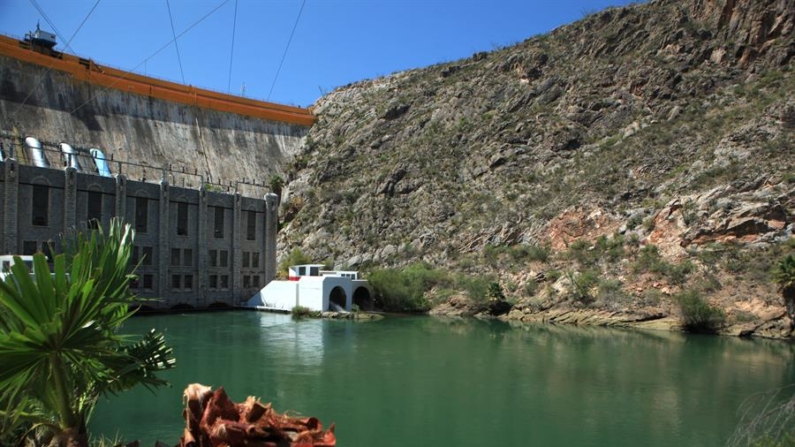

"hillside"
[280, 0, 795, 337]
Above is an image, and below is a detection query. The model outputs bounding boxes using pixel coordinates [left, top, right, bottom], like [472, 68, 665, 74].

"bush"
[455, 274, 494, 302]
[291, 306, 321, 319]
[367, 263, 449, 312]
[279, 248, 313, 278]
[674, 289, 725, 333]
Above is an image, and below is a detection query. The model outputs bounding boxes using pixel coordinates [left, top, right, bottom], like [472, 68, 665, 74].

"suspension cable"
[165, 0, 186, 84]
[226, 0, 238, 94]
[69, 0, 230, 116]
[267, 0, 306, 100]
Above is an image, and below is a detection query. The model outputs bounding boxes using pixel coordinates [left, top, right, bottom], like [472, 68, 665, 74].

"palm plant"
[773, 254, 795, 328]
[0, 219, 175, 447]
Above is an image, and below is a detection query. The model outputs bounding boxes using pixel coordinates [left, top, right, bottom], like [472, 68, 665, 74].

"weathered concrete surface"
[0, 55, 308, 188]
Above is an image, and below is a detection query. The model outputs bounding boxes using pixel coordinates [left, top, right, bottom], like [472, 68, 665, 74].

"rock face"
[281, 0, 794, 336]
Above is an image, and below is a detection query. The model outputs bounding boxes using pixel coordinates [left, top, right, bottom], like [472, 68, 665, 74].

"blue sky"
[0, 0, 642, 108]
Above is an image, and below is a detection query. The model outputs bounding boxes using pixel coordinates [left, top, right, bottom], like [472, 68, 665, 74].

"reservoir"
[90, 312, 795, 447]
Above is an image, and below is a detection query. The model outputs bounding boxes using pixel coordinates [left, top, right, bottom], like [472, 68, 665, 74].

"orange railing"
[0, 34, 315, 126]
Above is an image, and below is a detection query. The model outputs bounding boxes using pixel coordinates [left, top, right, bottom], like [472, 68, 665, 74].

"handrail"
[0, 132, 273, 197]
[0, 34, 315, 126]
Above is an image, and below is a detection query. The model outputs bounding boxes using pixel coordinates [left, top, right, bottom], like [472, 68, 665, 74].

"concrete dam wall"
[0, 53, 309, 191]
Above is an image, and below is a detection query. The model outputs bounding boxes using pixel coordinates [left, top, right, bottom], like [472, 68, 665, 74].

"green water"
[90, 311, 795, 447]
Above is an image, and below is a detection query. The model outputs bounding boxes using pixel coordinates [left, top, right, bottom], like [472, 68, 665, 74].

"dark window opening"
[214, 206, 224, 238]
[242, 252, 250, 268]
[23, 241, 37, 255]
[177, 202, 188, 236]
[184, 275, 193, 290]
[243, 275, 250, 288]
[209, 250, 217, 267]
[220, 250, 228, 268]
[253, 275, 260, 288]
[220, 275, 229, 289]
[87, 191, 102, 229]
[246, 211, 256, 240]
[143, 274, 153, 289]
[209, 275, 218, 289]
[130, 277, 139, 289]
[171, 248, 180, 266]
[171, 275, 181, 290]
[183, 248, 193, 267]
[142, 247, 153, 266]
[32, 185, 49, 226]
[135, 198, 148, 233]
[131, 246, 140, 266]
[252, 252, 260, 268]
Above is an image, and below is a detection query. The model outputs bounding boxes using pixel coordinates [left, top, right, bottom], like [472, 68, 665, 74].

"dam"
[0, 28, 315, 308]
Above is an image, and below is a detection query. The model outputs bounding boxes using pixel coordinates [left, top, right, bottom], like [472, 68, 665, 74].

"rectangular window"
[87, 191, 102, 228]
[243, 275, 250, 288]
[32, 185, 49, 226]
[143, 274, 153, 290]
[252, 252, 260, 268]
[183, 248, 193, 267]
[253, 275, 260, 288]
[213, 206, 224, 238]
[131, 246, 140, 266]
[135, 198, 148, 233]
[246, 211, 256, 240]
[171, 275, 181, 290]
[209, 249, 217, 267]
[23, 241, 37, 255]
[220, 275, 229, 289]
[242, 251, 250, 268]
[220, 250, 228, 268]
[209, 275, 218, 289]
[183, 275, 193, 290]
[171, 248, 180, 266]
[142, 247, 153, 266]
[177, 202, 188, 236]
[129, 277, 139, 290]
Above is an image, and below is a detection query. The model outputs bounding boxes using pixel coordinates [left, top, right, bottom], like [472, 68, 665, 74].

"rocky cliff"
[281, 0, 795, 337]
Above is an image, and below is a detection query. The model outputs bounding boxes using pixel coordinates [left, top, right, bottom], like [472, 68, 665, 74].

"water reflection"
[91, 313, 795, 447]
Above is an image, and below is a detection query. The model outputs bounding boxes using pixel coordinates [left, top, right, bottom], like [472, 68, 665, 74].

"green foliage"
[367, 263, 449, 312]
[773, 255, 795, 290]
[455, 274, 494, 302]
[0, 219, 174, 446]
[278, 248, 313, 278]
[567, 234, 625, 266]
[633, 244, 694, 284]
[269, 174, 285, 197]
[674, 289, 725, 333]
[291, 306, 321, 319]
[567, 270, 600, 305]
[486, 282, 506, 301]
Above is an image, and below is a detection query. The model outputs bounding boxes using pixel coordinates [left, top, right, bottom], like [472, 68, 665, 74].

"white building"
[245, 264, 372, 313]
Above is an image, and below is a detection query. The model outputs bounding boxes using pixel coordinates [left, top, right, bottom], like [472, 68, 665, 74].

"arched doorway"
[353, 287, 373, 311]
[328, 286, 347, 311]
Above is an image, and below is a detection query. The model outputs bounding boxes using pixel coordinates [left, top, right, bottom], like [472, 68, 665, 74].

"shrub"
[278, 248, 313, 278]
[291, 306, 321, 319]
[674, 289, 725, 333]
[567, 270, 599, 305]
[367, 262, 448, 312]
[456, 274, 494, 302]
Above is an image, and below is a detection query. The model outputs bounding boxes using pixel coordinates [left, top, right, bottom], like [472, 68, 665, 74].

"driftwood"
[180, 384, 336, 447]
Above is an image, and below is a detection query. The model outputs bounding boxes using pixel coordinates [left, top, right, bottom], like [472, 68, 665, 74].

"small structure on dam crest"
[245, 264, 371, 313]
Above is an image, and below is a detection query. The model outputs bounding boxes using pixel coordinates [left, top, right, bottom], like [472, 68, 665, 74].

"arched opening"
[328, 286, 347, 311]
[353, 287, 373, 311]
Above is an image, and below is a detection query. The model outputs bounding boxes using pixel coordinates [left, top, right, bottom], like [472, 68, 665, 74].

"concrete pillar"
[115, 174, 127, 221]
[63, 167, 77, 230]
[2, 159, 18, 254]
[159, 181, 170, 307]
[264, 193, 278, 285]
[197, 186, 208, 307]
[232, 193, 241, 304]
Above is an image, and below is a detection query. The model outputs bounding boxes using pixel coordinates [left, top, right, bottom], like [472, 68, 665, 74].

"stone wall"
[0, 159, 278, 309]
